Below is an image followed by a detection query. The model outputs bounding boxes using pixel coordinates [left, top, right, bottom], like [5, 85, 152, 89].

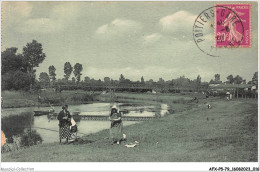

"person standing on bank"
[109, 105, 123, 145]
[57, 105, 71, 144]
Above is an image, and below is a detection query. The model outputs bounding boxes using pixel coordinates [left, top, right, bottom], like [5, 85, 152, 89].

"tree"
[104, 77, 111, 84]
[141, 76, 145, 84]
[12, 71, 31, 91]
[248, 81, 253, 84]
[119, 74, 125, 82]
[22, 40, 46, 88]
[227, 75, 234, 84]
[97, 79, 102, 85]
[39, 72, 50, 88]
[196, 75, 201, 85]
[252, 72, 258, 85]
[2, 47, 27, 74]
[73, 63, 83, 83]
[158, 78, 165, 85]
[48, 65, 56, 83]
[214, 74, 220, 82]
[146, 79, 154, 86]
[124, 79, 132, 84]
[233, 75, 243, 84]
[209, 79, 214, 84]
[1, 47, 32, 91]
[84, 76, 91, 83]
[174, 76, 189, 87]
[2, 72, 14, 90]
[22, 40, 46, 70]
[72, 77, 76, 84]
[64, 62, 73, 80]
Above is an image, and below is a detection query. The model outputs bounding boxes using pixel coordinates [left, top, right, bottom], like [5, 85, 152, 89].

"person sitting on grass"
[109, 105, 123, 145]
[57, 105, 71, 144]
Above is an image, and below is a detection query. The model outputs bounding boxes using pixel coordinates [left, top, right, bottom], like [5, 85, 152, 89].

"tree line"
[1, 40, 84, 91]
[1, 40, 258, 91]
[39, 62, 83, 88]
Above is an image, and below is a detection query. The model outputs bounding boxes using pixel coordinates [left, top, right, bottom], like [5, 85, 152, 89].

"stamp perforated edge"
[214, 3, 252, 48]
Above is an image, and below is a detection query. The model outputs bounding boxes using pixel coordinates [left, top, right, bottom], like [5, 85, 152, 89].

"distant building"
[209, 83, 257, 98]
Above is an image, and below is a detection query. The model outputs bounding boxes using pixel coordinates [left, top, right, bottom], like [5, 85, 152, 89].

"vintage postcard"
[1, 1, 259, 171]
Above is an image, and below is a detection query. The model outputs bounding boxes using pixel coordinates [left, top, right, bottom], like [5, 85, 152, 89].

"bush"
[1, 70, 31, 91]
[1, 72, 14, 90]
[20, 129, 43, 147]
[41, 96, 63, 105]
[69, 93, 93, 102]
[1, 112, 34, 142]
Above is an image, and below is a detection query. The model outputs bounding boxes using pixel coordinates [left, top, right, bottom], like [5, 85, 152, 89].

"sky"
[1, 1, 258, 82]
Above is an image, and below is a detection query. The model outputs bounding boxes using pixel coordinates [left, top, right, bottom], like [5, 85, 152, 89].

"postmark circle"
[193, 6, 244, 57]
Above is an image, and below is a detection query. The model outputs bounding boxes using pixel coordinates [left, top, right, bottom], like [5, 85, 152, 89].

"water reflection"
[1, 112, 34, 142]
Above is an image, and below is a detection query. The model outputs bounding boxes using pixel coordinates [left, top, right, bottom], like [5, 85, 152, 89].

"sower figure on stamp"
[57, 105, 71, 144]
[109, 105, 123, 145]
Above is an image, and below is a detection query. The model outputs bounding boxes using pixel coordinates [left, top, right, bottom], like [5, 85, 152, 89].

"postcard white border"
[0, 0, 259, 172]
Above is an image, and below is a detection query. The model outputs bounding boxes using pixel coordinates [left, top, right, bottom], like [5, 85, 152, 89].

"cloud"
[51, 3, 81, 19]
[95, 18, 142, 39]
[2, 2, 82, 34]
[143, 33, 162, 45]
[19, 18, 63, 34]
[2, 2, 33, 27]
[159, 11, 197, 35]
[2, 2, 33, 19]
[96, 25, 109, 34]
[17, 2, 82, 34]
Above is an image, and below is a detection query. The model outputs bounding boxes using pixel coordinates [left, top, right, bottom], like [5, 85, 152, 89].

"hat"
[112, 105, 117, 109]
[111, 105, 119, 113]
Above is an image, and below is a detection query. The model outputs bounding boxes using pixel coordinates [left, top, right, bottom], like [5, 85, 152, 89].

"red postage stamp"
[215, 4, 251, 48]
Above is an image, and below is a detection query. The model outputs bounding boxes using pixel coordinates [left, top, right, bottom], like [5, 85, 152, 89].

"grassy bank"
[2, 98, 257, 162]
[1, 90, 96, 108]
[97, 92, 205, 103]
